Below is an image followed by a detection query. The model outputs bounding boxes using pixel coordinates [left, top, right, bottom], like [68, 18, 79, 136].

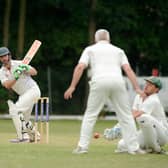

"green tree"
[1, 0, 168, 114]
[3, 0, 12, 46]
[17, 0, 26, 58]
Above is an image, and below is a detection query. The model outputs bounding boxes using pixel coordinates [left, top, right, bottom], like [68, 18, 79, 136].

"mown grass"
[0, 119, 167, 168]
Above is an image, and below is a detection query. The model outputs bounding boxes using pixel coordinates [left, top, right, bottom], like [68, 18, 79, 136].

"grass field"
[0, 119, 167, 168]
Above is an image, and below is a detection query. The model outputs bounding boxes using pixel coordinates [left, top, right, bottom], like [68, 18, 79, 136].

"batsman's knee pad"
[7, 100, 17, 116]
[26, 121, 34, 131]
[18, 111, 27, 132]
[26, 121, 40, 142]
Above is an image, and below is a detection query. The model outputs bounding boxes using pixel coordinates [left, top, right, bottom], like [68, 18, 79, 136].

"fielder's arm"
[64, 63, 86, 99]
[122, 64, 143, 95]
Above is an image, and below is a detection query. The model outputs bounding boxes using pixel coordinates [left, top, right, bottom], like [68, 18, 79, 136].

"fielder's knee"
[136, 114, 151, 127]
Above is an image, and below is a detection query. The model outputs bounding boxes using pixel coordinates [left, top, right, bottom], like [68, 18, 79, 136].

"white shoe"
[10, 138, 30, 143]
[28, 131, 41, 142]
[144, 147, 168, 155]
[25, 121, 41, 142]
[115, 149, 127, 153]
[128, 148, 146, 155]
[22, 132, 30, 139]
[145, 148, 168, 155]
[72, 146, 88, 154]
[156, 149, 168, 155]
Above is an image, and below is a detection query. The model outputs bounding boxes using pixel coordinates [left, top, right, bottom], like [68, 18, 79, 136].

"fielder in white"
[0, 47, 41, 143]
[105, 76, 168, 154]
[64, 29, 145, 154]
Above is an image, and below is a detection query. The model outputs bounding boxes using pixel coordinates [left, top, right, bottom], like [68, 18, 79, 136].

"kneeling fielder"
[104, 76, 168, 154]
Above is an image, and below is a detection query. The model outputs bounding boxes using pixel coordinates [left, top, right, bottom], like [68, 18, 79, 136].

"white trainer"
[156, 149, 168, 155]
[10, 138, 30, 143]
[145, 148, 168, 155]
[72, 146, 88, 154]
[29, 131, 41, 142]
[114, 149, 127, 153]
[128, 148, 146, 155]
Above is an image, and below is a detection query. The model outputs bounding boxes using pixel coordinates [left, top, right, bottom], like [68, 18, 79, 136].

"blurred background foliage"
[0, 0, 168, 114]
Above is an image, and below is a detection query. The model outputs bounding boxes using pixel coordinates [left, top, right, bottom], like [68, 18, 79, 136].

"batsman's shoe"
[29, 131, 41, 142]
[9, 138, 30, 143]
[26, 121, 41, 142]
[72, 146, 88, 154]
[10, 133, 30, 143]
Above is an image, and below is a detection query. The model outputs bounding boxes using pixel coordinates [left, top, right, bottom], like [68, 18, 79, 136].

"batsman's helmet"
[145, 76, 162, 90]
[0, 47, 10, 57]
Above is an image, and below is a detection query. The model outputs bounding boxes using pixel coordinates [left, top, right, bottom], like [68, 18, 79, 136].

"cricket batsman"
[0, 47, 41, 143]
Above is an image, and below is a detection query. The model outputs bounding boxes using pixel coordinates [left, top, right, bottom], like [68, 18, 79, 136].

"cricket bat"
[22, 40, 42, 64]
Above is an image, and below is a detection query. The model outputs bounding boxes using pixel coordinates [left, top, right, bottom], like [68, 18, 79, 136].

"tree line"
[0, 0, 168, 114]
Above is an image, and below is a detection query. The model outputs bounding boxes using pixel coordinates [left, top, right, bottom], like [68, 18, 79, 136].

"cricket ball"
[93, 132, 100, 139]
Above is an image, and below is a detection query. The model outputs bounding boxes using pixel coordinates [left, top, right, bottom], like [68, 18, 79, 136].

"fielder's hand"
[13, 66, 24, 80]
[103, 123, 122, 141]
[64, 86, 75, 100]
[19, 64, 30, 72]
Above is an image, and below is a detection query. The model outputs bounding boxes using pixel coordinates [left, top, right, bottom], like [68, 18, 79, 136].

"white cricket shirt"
[0, 60, 39, 95]
[79, 41, 129, 80]
[132, 94, 168, 128]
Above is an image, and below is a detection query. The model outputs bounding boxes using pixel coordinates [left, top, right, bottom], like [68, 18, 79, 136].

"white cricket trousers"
[9, 85, 41, 139]
[16, 85, 41, 122]
[78, 77, 139, 152]
[136, 114, 168, 152]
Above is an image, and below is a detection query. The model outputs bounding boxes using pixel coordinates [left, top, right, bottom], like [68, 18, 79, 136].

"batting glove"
[19, 64, 30, 72]
[13, 66, 23, 80]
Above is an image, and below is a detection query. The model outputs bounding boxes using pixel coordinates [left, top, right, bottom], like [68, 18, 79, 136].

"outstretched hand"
[64, 86, 75, 100]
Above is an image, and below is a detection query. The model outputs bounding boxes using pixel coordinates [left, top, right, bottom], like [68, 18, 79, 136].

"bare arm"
[2, 79, 17, 89]
[122, 64, 143, 95]
[26, 66, 38, 76]
[132, 109, 144, 119]
[64, 63, 86, 100]
[2, 66, 37, 89]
